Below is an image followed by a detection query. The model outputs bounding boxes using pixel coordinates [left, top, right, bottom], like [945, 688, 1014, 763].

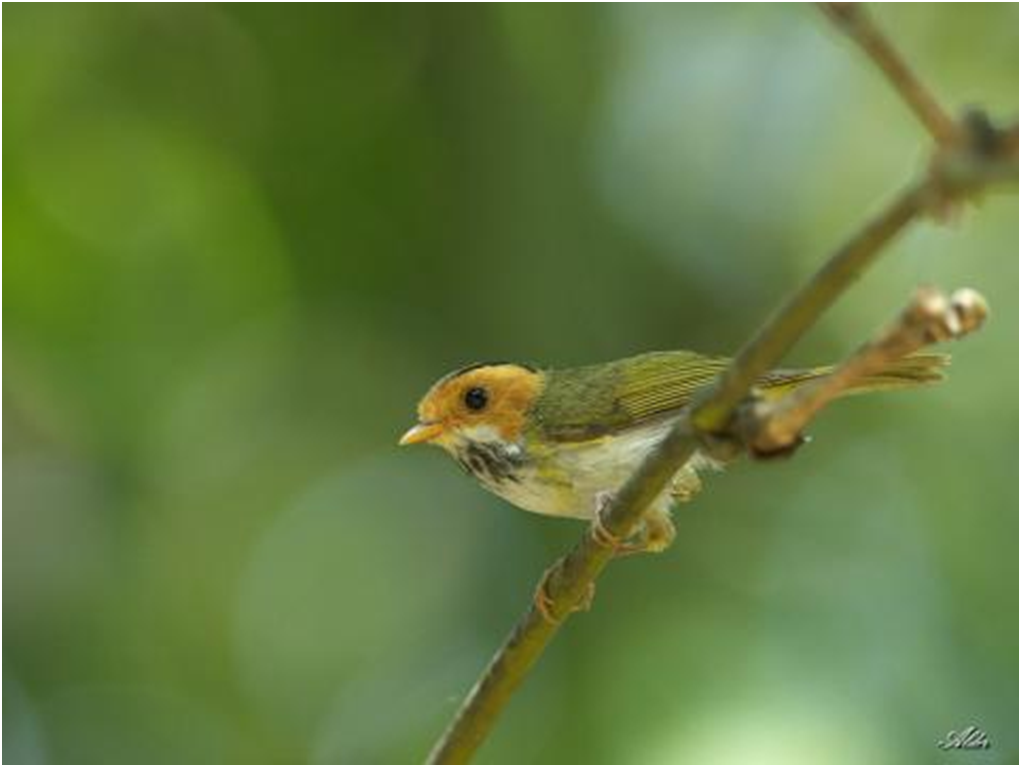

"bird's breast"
[453, 419, 685, 520]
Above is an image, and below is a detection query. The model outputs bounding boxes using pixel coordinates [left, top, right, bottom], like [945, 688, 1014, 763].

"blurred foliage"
[3, 4, 1017, 764]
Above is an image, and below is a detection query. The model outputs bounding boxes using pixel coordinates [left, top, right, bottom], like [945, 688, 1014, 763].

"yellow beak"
[399, 421, 445, 446]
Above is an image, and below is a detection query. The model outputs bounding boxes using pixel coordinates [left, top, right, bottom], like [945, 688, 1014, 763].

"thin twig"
[737, 287, 989, 455]
[819, 3, 962, 146]
[425, 7, 1017, 763]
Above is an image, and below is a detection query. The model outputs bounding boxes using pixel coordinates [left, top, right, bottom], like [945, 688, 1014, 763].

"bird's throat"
[453, 440, 527, 487]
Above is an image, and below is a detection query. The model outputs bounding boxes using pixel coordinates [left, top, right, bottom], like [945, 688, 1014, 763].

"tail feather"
[760, 353, 949, 398]
[841, 352, 949, 395]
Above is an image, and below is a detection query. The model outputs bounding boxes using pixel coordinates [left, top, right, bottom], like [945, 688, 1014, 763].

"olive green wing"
[612, 350, 732, 425]
[532, 350, 825, 442]
[610, 350, 946, 422]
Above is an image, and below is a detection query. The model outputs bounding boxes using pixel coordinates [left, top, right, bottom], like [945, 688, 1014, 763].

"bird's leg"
[592, 492, 620, 551]
[589, 490, 624, 551]
[533, 559, 596, 623]
[669, 465, 703, 505]
[607, 465, 700, 556]
[602, 510, 677, 557]
[589, 491, 669, 556]
[616, 465, 703, 555]
[636, 508, 677, 553]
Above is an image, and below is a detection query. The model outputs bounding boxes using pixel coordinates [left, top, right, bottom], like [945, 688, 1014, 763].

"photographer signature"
[937, 725, 990, 750]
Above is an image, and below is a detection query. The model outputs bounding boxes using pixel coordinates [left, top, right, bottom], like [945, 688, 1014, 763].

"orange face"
[400, 363, 544, 448]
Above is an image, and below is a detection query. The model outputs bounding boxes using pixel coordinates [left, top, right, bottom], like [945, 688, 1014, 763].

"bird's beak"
[399, 421, 445, 446]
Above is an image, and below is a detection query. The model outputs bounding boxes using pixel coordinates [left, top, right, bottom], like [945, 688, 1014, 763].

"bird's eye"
[463, 386, 488, 411]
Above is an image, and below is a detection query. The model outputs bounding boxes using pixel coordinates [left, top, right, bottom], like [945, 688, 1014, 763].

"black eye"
[464, 386, 488, 411]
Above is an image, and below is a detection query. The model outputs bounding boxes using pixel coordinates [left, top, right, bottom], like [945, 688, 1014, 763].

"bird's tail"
[760, 353, 949, 398]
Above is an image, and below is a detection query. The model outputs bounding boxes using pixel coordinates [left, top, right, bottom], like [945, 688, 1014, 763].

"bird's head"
[399, 362, 543, 453]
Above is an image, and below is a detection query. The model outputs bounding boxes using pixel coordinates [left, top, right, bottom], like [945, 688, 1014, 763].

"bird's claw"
[589, 491, 624, 550]
[533, 560, 596, 624]
[589, 492, 649, 556]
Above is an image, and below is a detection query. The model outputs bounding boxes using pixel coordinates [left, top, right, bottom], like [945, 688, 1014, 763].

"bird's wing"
[617, 352, 832, 419]
[613, 350, 731, 424]
[534, 351, 824, 442]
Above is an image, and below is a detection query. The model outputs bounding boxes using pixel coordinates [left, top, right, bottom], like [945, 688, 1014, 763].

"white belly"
[484, 419, 712, 520]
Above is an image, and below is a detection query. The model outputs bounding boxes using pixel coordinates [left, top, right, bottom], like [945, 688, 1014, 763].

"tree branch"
[425, 7, 1017, 764]
[819, 3, 962, 146]
[735, 286, 989, 456]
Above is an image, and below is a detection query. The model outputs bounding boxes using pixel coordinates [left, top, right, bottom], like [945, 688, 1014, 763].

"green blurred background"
[4, 4, 1017, 764]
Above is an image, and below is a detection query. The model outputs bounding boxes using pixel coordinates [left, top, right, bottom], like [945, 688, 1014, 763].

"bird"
[399, 349, 945, 561]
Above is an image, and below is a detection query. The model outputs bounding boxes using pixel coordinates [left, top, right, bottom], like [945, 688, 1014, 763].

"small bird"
[399, 350, 945, 556]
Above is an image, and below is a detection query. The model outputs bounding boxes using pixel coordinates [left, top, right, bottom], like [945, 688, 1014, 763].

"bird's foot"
[589, 492, 623, 551]
[589, 491, 663, 557]
[589, 491, 639, 553]
[639, 510, 676, 554]
[533, 560, 596, 624]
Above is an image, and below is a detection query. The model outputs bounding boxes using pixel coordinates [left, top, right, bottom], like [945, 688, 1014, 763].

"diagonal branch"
[425, 7, 1018, 764]
[818, 3, 961, 146]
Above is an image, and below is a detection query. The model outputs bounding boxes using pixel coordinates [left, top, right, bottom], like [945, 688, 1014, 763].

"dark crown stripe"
[438, 360, 537, 386]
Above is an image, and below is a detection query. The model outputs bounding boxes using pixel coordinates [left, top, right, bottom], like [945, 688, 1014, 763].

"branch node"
[737, 286, 990, 457]
[733, 398, 807, 459]
[925, 113, 1020, 220]
[695, 427, 746, 464]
